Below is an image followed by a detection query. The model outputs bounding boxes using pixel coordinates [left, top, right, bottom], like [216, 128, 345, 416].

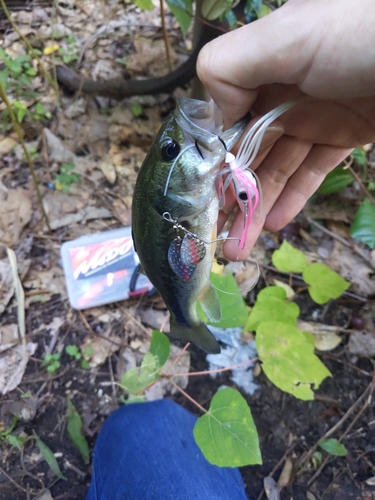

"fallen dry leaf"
[273, 279, 294, 299]
[98, 156, 117, 184]
[0, 182, 32, 247]
[324, 241, 375, 297]
[23, 266, 67, 298]
[112, 198, 132, 226]
[348, 331, 375, 358]
[0, 342, 37, 395]
[297, 320, 342, 351]
[126, 38, 178, 77]
[0, 324, 18, 353]
[81, 329, 122, 368]
[0, 259, 14, 314]
[44, 128, 76, 163]
[0, 137, 17, 156]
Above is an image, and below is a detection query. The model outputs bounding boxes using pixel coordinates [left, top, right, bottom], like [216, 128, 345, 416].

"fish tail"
[169, 318, 220, 354]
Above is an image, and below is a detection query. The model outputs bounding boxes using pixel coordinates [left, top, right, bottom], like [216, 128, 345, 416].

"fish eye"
[239, 192, 248, 201]
[161, 140, 180, 161]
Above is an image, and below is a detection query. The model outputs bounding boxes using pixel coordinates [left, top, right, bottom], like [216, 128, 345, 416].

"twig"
[170, 357, 257, 378]
[321, 352, 372, 378]
[0, 84, 51, 231]
[347, 164, 375, 205]
[108, 355, 118, 402]
[297, 367, 375, 473]
[256, 442, 297, 500]
[78, 310, 123, 348]
[305, 216, 373, 267]
[309, 398, 374, 487]
[118, 305, 151, 337]
[160, 312, 170, 333]
[159, 0, 173, 72]
[168, 378, 208, 414]
[165, 342, 190, 374]
[0, 465, 30, 494]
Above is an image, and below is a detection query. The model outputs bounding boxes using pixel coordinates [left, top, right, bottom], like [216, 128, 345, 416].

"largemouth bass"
[132, 98, 247, 353]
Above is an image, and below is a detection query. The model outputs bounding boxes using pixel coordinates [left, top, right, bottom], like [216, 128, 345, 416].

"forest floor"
[0, 1, 375, 499]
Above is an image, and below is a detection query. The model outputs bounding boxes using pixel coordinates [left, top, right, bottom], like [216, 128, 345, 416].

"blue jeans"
[86, 399, 248, 500]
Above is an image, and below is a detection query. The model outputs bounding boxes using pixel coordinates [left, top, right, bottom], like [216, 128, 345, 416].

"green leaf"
[272, 241, 308, 273]
[201, 0, 234, 21]
[16, 105, 27, 123]
[193, 388, 261, 467]
[0, 48, 7, 61]
[224, 8, 237, 27]
[317, 166, 353, 194]
[65, 345, 80, 358]
[350, 198, 375, 249]
[257, 2, 272, 17]
[150, 330, 170, 368]
[7, 434, 24, 449]
[351, 147, 367, 166]
[120, 351, 161, 394]
[134, 0, 154, 10]
[244, 286, 299, 332]
[257, 285, 287, 301]
[66, 399, 90, 464]
[302, 263, 350, 304]
[319, 438, 347, 457]
[131, 102, 142, 117]
[166, 0, 193, 36]
[197, 269, 249, 328]
[256, 321, 332, 401]
[33, 431, 67, 480]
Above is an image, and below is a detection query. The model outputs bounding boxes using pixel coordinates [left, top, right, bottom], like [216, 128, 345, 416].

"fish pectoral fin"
[169, 319, 220, 354]
[198, 285, 221, 323]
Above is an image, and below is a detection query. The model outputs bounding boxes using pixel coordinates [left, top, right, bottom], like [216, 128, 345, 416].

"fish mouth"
[176, 98, 247, 153]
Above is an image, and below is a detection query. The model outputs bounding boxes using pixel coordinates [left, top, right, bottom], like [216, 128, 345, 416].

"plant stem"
[347, 164, 375, 205]
[168, 379, 208, 414]
[170, 357, 258, 378]
[164, 342, 190, 374]
[0, 83, 51, 231]
[0, 0, 60, 104]
[159, 0, 173, 73]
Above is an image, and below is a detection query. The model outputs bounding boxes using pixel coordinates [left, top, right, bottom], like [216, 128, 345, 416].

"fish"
[132, 98, 247, 353]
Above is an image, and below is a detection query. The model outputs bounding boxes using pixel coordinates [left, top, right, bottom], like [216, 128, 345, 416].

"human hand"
[197, 0, 375, 261]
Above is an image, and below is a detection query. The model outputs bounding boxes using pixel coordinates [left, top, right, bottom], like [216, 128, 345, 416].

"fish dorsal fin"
[198, 285, 221, 323]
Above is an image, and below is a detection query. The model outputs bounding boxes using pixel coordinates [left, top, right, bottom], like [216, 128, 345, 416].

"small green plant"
[66, 398, 90, 463]
[318, 147, 375, 250]
[0, 49, 37, 95]
[0, 418, 25, 449]
[119, 241, 350, 467]
[65, 344, 93, 369]
[115, 56, 128, 66]
[55, 163, 81, 192]
[27, 145, 40, 160]
[56, 34, 80, 65]
[0, 49, 52, 131]
[131, 102, 143, 117]
[42, 352, 61, 373]
[33, 431, 66, 480]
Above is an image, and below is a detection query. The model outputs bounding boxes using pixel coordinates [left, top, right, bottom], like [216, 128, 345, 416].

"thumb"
[196, 0, 319, 126]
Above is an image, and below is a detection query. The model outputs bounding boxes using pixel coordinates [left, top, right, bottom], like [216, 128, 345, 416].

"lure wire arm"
[162, 212, 240, 246]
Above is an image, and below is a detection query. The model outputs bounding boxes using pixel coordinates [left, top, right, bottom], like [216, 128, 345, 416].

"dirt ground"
[1, 1, 375, 499]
